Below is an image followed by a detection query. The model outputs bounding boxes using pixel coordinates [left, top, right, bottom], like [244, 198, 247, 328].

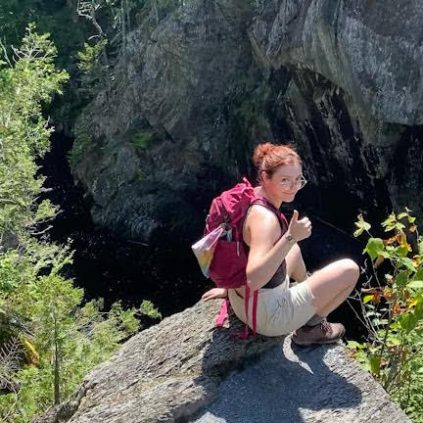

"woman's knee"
[337, 258, 360, 285]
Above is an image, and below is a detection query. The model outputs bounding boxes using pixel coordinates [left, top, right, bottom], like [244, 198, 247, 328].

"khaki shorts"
[228, 277, 316, 337]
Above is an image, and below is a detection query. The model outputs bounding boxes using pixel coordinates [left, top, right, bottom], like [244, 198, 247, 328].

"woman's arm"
[244, 205, 295, 291]
[245, 207, 311, 291]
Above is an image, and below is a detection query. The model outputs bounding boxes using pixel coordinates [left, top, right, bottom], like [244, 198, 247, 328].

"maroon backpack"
[205, 177, 256, 289]
[200, 177, 288, 338]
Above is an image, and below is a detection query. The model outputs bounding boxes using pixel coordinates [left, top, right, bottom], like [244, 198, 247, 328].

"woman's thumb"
[290, 209, 299, 224]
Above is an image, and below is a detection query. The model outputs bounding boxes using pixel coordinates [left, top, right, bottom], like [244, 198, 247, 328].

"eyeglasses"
[279, 176, 308, 190]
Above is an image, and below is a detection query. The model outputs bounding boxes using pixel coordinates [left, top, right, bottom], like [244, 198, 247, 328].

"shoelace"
[320, 319, 332, 334]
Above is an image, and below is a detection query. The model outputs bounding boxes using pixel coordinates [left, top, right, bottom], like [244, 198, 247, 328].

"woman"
[202, 142, 359, 345]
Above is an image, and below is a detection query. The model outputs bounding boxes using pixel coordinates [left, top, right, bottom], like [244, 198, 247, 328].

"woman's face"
[263, 162, 304, 203]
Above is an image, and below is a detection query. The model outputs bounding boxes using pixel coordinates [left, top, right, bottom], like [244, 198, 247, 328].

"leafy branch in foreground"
[0, 25, 161, 422]
[349, 210, 423, 422]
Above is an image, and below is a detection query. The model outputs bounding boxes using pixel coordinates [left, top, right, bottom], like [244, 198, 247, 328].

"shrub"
[349, 210, 423, 422]
[0, 25, 161, 422]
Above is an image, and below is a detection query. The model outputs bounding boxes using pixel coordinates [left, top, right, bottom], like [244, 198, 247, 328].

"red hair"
[253, 142, 302, 181]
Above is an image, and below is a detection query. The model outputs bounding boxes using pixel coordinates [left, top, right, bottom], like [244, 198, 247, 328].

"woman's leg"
[285, 243, 308, 282]
[304, 258, 359, 317]
[285, 245, 324, 327]
[291, 259, 359, 346]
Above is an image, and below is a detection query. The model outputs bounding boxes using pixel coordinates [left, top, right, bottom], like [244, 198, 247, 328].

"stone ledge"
[35, 300, 410, 423]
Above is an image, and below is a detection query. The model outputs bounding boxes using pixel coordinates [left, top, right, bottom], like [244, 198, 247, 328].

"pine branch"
[0, 338, 21, 392]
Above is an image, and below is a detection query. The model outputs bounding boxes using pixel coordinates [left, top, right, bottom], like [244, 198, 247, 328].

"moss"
[68, 121, 93, 169]
[130, 129, 155, 151]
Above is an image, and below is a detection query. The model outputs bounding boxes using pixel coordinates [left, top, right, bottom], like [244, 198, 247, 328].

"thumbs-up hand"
[288, 210, 312, 242]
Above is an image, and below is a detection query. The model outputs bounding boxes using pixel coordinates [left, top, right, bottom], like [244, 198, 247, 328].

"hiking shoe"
[291, 319, 346, 346]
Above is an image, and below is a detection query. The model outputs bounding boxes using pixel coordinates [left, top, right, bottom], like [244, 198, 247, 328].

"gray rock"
[71, 0, 423, 240]
[251, 0, 423, 126]
[249, 0, 423, 224]
[35, 300, 409, 423]
[72, 0, 258, 240]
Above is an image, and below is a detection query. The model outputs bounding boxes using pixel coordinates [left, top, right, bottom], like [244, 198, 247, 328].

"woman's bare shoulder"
[243, 204, 280, 247]
[247, 203, 279, 220]
[245, 204, 280, 231]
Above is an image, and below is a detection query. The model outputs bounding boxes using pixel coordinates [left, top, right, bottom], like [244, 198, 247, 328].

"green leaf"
[396, 245, 410, 257]
[364, 238, 385, 260]
[363, 295, 374, 304]
[382, 213, 397, 231]
[399, 313, 418, 332]
[389, 321, 401, 330]
[347, 340, 363, 350]
[396, 271, 409, 287]
[354, 214, 371, 237]
[355, 350, 371, 369]
[387, 335, 401, 346]
[369, 355, 381, 374]
[398, 257, 417, 272]
[408, 280, 423, 290]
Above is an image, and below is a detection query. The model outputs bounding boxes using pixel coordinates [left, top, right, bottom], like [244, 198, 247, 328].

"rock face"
[71, 0, 423, 241]
[249, 0, 423, 228]
[35, 300, 410, 423]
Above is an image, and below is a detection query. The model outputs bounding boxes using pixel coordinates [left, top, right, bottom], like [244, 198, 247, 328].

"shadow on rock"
[193, 308, 362, 423]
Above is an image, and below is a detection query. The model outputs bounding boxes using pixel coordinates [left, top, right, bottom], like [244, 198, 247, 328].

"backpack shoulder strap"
[250, 196, 289, 230]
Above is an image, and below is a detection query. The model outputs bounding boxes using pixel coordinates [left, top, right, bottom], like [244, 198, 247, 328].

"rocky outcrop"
[249, 0, 423, 228]
[35, 300, 410, 422]
[71, 0, 423, 241]
[72, 0, 260, 240]
[251, 0, 423, 126]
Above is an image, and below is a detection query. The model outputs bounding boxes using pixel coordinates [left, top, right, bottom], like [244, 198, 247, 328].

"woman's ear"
[261, 170, 270, 183]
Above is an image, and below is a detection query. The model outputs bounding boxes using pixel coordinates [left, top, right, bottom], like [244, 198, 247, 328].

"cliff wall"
[71, 0, 423, 240]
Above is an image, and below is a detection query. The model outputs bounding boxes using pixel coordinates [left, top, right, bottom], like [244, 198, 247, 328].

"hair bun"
[252, 142, 301, 180]
[253, 142, 274, 169]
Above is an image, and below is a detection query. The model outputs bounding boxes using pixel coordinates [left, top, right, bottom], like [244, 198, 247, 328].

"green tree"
[0, 25, 161, 422]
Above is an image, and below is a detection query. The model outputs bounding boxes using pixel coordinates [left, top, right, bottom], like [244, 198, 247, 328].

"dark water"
[39, 133, 210, 322]
[39, 132, 369, 339]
